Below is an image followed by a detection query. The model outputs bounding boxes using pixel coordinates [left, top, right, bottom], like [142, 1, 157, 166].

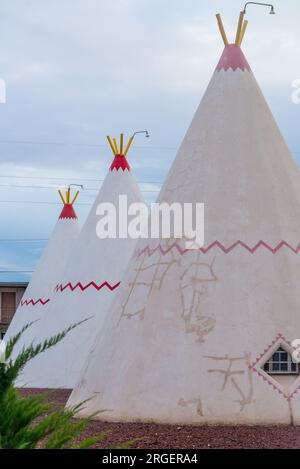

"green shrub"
[0, 321, 120, 449]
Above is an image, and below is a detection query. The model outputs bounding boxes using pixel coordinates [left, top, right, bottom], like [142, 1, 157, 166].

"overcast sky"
[0, 0, 299, 281]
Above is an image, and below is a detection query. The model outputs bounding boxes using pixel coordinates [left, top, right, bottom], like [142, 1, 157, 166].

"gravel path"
[18, 389, 300, 449]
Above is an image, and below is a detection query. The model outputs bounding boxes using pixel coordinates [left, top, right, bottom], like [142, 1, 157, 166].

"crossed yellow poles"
[216, 11, 249, 47]
[58, 187, 80, 205]
[107, 133, 135, 157]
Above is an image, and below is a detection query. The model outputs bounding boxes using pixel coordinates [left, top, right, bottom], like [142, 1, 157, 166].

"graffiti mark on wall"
[204, 353, 254, 411]
[119, 239, 181, 322]
[164, 148, 200, 199]
[180, 253, 218, 343]
[178, 397, 204, 417]
[118, 243, 218, 346]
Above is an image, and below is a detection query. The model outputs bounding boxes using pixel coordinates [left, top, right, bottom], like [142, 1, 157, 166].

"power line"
[0, 174, 163, 185]
[0, 239, 47, 243]
[0, 140, 177, 151]
[0, 200, 92, 206]
[0, 183, 96, 191]
[0, 140, 299, 155]
[0, 184, 160, 193]
[0, 270, 33, 273]
[0, 183, 73, 190]
[0, 191, 159, 205]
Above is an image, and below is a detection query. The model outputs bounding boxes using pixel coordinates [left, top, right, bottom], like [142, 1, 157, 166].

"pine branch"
[5, 321, 38, 359]
[0, 318, 91, 400]
[0, 316, 135, 449]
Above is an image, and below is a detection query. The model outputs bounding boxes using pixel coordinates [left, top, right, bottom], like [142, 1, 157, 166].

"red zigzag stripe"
[55, 281, 121, 293]
[21, 298, 50, 306]
[138, 241, 300, 258]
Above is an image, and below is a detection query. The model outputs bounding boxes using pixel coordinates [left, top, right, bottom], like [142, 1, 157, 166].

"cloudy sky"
[0, 0, 299, 282]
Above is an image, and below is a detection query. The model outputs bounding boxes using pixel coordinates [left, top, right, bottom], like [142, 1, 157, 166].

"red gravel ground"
[19, 389, 300, 449]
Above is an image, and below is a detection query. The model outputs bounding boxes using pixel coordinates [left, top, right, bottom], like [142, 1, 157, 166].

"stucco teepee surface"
[6, 202, 81, 356]
[67, 45, 300, 425]
[19, 160, 144, 389]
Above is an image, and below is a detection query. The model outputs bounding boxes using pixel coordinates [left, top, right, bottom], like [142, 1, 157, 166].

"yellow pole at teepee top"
[216, 14, 229, 46]
[66, 187, 70, 204]
[124, 135, 135, 157]
[107, 135, 116, 155]
[71, 191, 80, 205]
[58, 186, 81, 205]
[238, 20, 248, 46]
[107, 131, 149, 157]
[120, 133, 124, 155]
[235, 11, 245, 45]
[113, 138, 119, 155]
[58, 190, 65, 204]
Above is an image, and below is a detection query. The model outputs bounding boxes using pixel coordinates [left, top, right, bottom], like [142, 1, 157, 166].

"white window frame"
[264, 347, 299, 375]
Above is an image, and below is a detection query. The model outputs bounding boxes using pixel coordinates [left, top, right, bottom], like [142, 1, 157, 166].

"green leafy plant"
[0, 321, 116, 449]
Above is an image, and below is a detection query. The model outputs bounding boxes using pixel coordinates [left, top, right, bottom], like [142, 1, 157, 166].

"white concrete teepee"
[68, 13, 300, 425]
[6, 189, 81, 355]
[19, 134, 145, 389]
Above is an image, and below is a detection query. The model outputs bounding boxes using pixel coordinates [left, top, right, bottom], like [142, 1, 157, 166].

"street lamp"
[243, 2, 276, 15]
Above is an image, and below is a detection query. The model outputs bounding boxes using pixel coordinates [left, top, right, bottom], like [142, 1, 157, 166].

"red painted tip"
[110, 154, 130, 172]
[216, 44, 251, 72]
[59, 204, 78, 220]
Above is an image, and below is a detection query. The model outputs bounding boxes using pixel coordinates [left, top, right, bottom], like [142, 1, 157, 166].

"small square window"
[262, 346, 299, 375]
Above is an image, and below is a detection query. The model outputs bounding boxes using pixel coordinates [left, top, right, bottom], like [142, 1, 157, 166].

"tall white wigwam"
[20, 134, 145, 388]
[68, 13, 300, 425]
[6, 189, 81, 354]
